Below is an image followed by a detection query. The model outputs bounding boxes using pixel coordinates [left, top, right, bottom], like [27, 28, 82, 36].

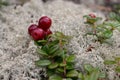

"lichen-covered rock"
[0, 0, 120, 80]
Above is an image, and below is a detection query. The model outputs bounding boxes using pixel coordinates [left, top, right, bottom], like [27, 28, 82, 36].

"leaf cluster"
[35, 32, 79, 80]
[34, 31, 105, 80]
[84, 13, 120, 44]
[78, 64, 106, 80]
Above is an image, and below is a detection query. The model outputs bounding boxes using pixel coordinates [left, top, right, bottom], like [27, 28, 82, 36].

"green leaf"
[66, 64, 74, 70]
[56, 68, 64, 73]
[52, 49, 65, 57]
[109, 12, 117, 20]
[103, 30, 113, 39]
[109, 12, 120, 22]
[34, 41, 40, 46]
[49, 40, 59, 47]
[98, 72, 106, 78]
[89, 69, 100, 80]
[35, 60, 51, 66]
[54, 31, 65, 38]
[78, 73, 83, 79]
[66, 70, 78, 77]
[41, 45, 49, 53]
[34, 40, 47, 46]
[53, 31, 71, 41]
[48, 62, 59, 69]
[59, 63, 66, 67]
[47, 69, 55, 76]
[83, 15, 90, 18]
[37, 48, 48, 56]
[84, 64, 94, 73]
[104, 21, 120, 28]
[115, 66, 120, 73]
[104, 60, 116, 65]
[66, 55, 75, 63]
[49, 45, 59, 54]
[38, 39, 47, 43]
[49, 75, 62, 80]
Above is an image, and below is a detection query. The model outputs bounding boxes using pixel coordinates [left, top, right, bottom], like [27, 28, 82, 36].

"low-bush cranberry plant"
[84, 13, 120, 44]
[28, 16, 105, 80]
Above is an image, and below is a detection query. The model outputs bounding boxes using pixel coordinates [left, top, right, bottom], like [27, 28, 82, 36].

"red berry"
[45, 29, 52, 36]
[31, 28, 45, 41]
[38, 16, 52, 31]
[89, 14, 96, 18]
[28, 24, 37, 35]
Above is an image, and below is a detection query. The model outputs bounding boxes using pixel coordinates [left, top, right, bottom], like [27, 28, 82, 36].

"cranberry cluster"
[28, 16, 52, 41]
[89, 13, 96, 18]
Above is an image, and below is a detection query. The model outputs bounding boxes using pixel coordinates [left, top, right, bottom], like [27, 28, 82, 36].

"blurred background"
[0, 0, 120, 15]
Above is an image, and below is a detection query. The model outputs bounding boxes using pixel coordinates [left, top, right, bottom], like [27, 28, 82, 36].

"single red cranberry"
[38, 16, 52, 31]
[28, 24, 37, 35]
[45, 29, 52, 36]
[31, 28, 45, 41]
[89, 13, 96, 18]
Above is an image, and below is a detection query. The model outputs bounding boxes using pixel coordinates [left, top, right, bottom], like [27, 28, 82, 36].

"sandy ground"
[0, 0, 120, 80]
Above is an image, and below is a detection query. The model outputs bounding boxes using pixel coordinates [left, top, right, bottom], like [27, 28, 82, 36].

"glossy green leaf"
[56, 49, 65, 57]
[37, 48, 48, 56]
[48, 62, 59, 69]
[34, 40, 47, 46]
[52, 49, 65, 57]
[66, 64, 74, 70]
[84, 64, 94, 73]
[66, 55, 75, 63]
[35, 60, 51, 66]
[41, 45, 49, 53]
[56, 68, 64, 73]
[49, 75, 62, 80]
[59, 63, 66, 67]
[66, 70, 78, 77]
[104, 60, 116, 65]
[49, 40, 59, 47]
[49, 45, 59, 54]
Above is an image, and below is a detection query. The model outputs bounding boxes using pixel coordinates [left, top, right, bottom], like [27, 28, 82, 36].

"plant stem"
[93, 23, 96, 35]
[63, 59, 66, 77]
[59, 39, 66, 78]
